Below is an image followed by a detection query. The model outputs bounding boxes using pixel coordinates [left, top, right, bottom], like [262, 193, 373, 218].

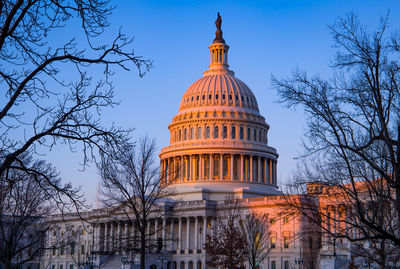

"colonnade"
[94, 216, 212, 255]
[161, 154, 277, 185]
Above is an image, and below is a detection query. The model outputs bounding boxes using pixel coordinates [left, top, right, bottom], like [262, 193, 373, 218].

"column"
[111, 222, 115, 252]
[269, 159, 272, 184]
[170, 219, 175, 251]
[194, 217, 199, 252]
[240, 155, 244, 181]
[155, 219, 159, 240]
[179, 157, 183, 182]
[189, 155, 193, 181]
[125, 222, 129, 253]
[219, 154, 223, 180]
[258, 157, 262, 183]
[117, 222, 121, 253]
[162, 218, 167, 251]
[210, 154, 214, 180]
[104, 222, 109, 252]
[166, 158, 170, 183]
[203, 217, 207, 251]
[178, 218, 182, 252]
[230, 154, 234, 180]
[264, 158, 267, 184]
[199, 154, 203, 180]
[186, 217, 191, 253]
[249, 155, 253, 182]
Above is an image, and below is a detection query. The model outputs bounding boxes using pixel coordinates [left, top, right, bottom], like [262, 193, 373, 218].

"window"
[213, 155, 220, 179]
[259, 130, 262, 142]
[81, 245, 85, 255]
[52, 265, 55, 269]
[223, 126, 227, 139]
[222, 94, 225, 100]
[60, 265, 63, 269]
[284, 235, 289, 248]
[202, 95, 205, 100]
[271, 261, 276, 269]
[196, 95, 199, 100]
[284, 261, 289, 269]
[70, 243, 75, 255]
[247, 128, 251, 140]
[283, 216, 289, 224]
[60, 246, 64, 255]
[184, 129, 187, 140]
[216, 94, 219, 100]
[214, 126, 219, 138]
[190, 127, 194, 140]
[229, 94, 232, 100]
[271, 237, 276, 249]
[240, 127, 244, 140]
[197, 127, 202, 139]
[209, 94, 212, 100]
[235, 95, 238, 101]
[179, 129, 181, 141]
[206, 126, 210, 139]
[52, 248, 56, 255]
[70, 265, 74, 269]
[254, 129, 257, 141]
[231, 126, 236, 139]
[204, 156, 210, 178]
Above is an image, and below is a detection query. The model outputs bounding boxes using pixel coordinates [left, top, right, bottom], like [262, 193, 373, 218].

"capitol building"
[39, 16, 352, 269]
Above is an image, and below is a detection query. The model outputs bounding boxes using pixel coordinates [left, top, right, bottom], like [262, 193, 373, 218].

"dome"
[160, 14, 280, 201]
[178, 72, 259, 112]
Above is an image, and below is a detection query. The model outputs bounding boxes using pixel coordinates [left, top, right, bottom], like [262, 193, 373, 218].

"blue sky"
[45, 0, 400, 205]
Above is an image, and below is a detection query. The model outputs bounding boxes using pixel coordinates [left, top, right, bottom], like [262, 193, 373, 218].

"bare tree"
[0, 0, 151, 213]
[98, 136, 175, 269]
[0, 155, 56, 269]
[204, 200, 247, 269]
[240, 213, 271, 269]
[272, 11, 400, 251]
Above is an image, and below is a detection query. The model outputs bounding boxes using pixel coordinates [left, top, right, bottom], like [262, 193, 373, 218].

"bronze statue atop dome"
[213, 12, 225, 43]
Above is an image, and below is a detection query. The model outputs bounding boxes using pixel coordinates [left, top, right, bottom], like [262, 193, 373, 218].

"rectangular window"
[223, 126, 227, 139]
[60, 265, 63, 269]
[240, 127, 244, 139]
[81, 245, 85, 255]
[204, 156, 210, 178]
[197, 127, 202, 139]
[179, 129, 182, 141]
[52, 265, 55, 269]
[231, 126, 236, 139]
[284, 236, 289, 248]
[214, 126, 219, 138]
[184, 129, 187, 140]
[70, 265, 74, 269]
[284, 261, 289, 269]
[283, 216, 289, 224]
[271, 237, 276, 249]
[254, 129, 257, 141]
[271, 261, 276, 269]
[70, 243, 75, 255]
[190, 127, 194, 139]
[213, 155, 219, 179]
[206, 126, 210, 138]
[247, 128, 251, 140]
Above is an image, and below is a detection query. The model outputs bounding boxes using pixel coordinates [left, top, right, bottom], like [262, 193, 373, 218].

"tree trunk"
[140, 225, 146, 269]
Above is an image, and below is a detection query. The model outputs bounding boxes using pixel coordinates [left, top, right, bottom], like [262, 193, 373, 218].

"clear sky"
[45, 0, 400, 206]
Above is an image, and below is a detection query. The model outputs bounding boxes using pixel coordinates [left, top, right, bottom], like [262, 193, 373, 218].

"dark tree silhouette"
[98, 137, 175, 269]
[0, 0, 151, 212]
[272, 11, 400, 251]
[240, 213, 271, 269]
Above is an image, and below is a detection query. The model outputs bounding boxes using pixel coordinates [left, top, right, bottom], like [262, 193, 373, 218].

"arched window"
[197, 126, 202, 139]
[206, 126, 210, 138]
[223, 126, 227, 139]
[214, 126, 219, 138]
[231, 126, 236, 139]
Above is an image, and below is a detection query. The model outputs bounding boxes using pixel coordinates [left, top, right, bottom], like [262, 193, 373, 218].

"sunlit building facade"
[37, 17, 353, 269]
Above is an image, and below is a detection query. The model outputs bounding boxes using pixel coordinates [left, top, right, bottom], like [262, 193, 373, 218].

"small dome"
[178, 72, 259, 112]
